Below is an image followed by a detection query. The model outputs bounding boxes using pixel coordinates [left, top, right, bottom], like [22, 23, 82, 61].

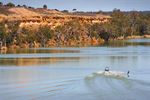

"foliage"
[17, 5, 21, 7]
[23, 5, 27, 8]
[37, 25, 54, 46]
[0, 20, 20, 46]
[62, 10, 69, 12]
[55, 9, 59, 11]
[97, 10, 107, 15]
[43, 5, 47, 9]
[28, 6, 34, 9]
[0, 21, 6, 46]
[98, 9, 150, 40]
[6, 2, 15, 7]
[73, 9, 77, 11]
[0, 2, 3, 6]
[0, 9, 150, 48]
[99, 30, 109, 40]
[91, 30, 99, 38]
[19, 27, 35, 43]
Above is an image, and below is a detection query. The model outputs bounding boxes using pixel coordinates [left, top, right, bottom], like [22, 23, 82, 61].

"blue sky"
[1, 0, 150, 11]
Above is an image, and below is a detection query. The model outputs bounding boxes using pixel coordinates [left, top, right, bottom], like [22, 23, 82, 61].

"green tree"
[98, 8, 123, 41]
[91, 30, 99, 38]
[62, 10, 69, 12]
[17, 4, 21, 7]
[7, 2, 15, 7]
[55, 25, 65, 42]
[128, 11, 140, 36]
[97, 10, 107, 15]
[37, 25, 54, 46]
[99, 30, 109, 40]
[23, 5, 27, 8]
[0, 21, 6, 47]
[0, 2, 3, 6]
[18, 27, 35, 44]
[28, 6, 34, 9]
[139, 20, 149, 35]
[43, 5, 47, 9]
[7, 21, 20, 45]
[73, 8, 77, 12]
[99, 22, 113, 41]
[110, 8, 125, 39]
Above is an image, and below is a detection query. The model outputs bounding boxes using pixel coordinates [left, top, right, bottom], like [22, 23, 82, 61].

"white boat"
[95, 67, 127, 77]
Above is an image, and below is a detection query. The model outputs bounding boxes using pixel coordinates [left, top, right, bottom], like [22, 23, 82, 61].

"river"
[0, 39, 150, 100]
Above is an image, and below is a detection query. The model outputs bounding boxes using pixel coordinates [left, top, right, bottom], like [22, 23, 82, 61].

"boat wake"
[87, 71, 127, 78]
[84, 70, 150, 100]
[0, 77, 81, 100]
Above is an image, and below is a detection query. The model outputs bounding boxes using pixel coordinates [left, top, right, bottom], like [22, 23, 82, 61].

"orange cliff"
[0, 7, 111, 30]
[0, 7, 111, 49]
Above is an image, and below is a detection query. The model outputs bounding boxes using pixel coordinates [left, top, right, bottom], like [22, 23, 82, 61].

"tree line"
[0, 8, 150, 48]
[0, 2, 48, 10]
[100, 9, 150, 40]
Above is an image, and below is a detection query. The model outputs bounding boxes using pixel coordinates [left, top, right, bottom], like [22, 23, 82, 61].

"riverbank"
[0, 37, 105, 50]
[1, 35, 150, 51]
[117, 35, 150, 40]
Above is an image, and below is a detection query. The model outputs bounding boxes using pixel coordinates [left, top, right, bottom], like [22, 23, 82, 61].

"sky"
[1, 0, 150, 12]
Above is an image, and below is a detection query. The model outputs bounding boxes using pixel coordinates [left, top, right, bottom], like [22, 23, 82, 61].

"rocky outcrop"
[0, 7, 111, 49]
[144, 35, 150, 38]
[0, 7, 111, 30]
[9, 45, 20, 49]
[0, 46, 8, 50]
[8, 7, 39, 16]
[117, 35, 150, 40]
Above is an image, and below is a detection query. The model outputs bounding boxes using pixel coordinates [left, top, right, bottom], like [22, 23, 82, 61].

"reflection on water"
[0, 39, 150, 100]
[0, 39, 150, 67]
[0, 57, 81, 66]
[0, 48, 81, 54]
[0, 48, 82, 66]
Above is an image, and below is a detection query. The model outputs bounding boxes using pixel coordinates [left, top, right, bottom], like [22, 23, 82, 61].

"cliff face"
[0, 7, 111, 30]
[0, 7, 111, 49]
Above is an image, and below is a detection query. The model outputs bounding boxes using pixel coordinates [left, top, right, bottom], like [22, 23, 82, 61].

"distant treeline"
[97, 8, 150, 40]
[0, 8, 150, 48]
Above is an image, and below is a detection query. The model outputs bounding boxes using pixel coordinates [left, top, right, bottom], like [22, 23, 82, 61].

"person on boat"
[127, 71, 130, 77]
[105, 67, 109, 72]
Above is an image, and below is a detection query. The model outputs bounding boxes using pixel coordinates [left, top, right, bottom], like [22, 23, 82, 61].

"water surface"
[0, 39, 150, 100]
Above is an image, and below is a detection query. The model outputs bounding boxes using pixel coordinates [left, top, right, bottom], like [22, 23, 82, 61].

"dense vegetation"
[0, 23, 54, 47]
[0, 8, 150, 48]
